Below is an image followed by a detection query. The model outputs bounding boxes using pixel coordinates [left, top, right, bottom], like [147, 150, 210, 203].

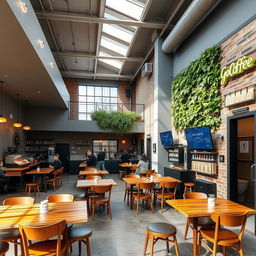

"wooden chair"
[133, 182, 154, 215]
[183, 192, 214, 240]
[118, 170, 126, 180]
[46, 170, 59, 190]
[91, 185, 112, 220]
[2, 197, 34, 256]
[56, 167, 64, 187]
[151, 173, 161, 178]
[123, 174, 140, 204]
[0, 242, 9, 256]
[143, 222, 179, 256]
[47, 194, 74, 203]
[18, 220, 67, 256]
[156, 182, 177, 213]
[141, 170, 155, 177]
[24, 183, 40, 197]
[86, 174, 103, 180]
[198, 212, 248, 256]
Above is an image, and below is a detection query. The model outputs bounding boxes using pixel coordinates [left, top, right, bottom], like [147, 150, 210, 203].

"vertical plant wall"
[171, 45, 222, 131]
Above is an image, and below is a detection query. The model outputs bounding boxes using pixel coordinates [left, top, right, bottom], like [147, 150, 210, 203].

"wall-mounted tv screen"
[185, 126, 214, 150]
[160, 131, 173, 146]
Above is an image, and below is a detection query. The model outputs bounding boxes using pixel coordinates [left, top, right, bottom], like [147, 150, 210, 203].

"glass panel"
[87, 96, 94, 102]
[100, 37, 128, 56]
[87, 104, 95, 113]
[79, 104, 87, 112]
[110, 98, 117, 103]
[95, 87, 102, 96]
[95, 97, 102, 103]
[110, 87, 118, 97]
[102, 24, 133, 43]
[110, 140, 117, 146]
[87, 86, 94, 96]
[87, 114, 92, 120]
[93, 140, 100, 146]
[79, 86, 87, 95]
[96, 103, 103, 110]
[103, 97, 110, 103]
[98, 59, 122, 69]
[79, 113, 87, 120]
[103, 87, 110, 97]
[102, 141, 109, 146]
[93, 147, 100, 152]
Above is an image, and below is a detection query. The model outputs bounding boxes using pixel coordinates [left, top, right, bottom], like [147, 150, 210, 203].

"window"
[93, 140, 118, 159]
[78, 85, 118, 120]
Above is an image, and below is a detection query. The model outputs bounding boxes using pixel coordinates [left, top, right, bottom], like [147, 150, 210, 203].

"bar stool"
[0, 241, 9, 256]
[183, 182, 194, 195]
[143, 222, 179, 256]
[24, 183, 40, 196]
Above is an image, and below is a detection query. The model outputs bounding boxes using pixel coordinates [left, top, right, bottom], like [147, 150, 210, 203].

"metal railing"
[68, 101, 145, 121]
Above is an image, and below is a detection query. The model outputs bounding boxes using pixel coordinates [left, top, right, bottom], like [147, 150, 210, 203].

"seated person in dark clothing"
[97, 148, 106, 170]
[85, 150, 97, 167]
[50, 154, 62, 170]
[120, 150, 131, 163]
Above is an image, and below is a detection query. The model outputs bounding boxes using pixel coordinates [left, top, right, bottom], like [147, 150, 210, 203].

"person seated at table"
[120, 150, 131, 163]
[135, 154, 149, 175]
[97, 148, 106, 170]
[0, 169, 8, 192]
[85, 150, 97, 167]
[50, 154, 62, 170]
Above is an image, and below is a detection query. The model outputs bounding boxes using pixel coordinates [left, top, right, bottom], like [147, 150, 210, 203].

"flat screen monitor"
[160, 131, 173, 146]
[185, 126, 214, 150]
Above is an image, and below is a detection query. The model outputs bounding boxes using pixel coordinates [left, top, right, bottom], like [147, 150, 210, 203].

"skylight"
[101, 36, 128, 56]
[102, 24, 133, 43]
[99, 51, 123, 69]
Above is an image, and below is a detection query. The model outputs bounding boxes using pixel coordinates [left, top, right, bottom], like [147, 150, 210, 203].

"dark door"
[146, 138, 152, 169]
[140, 139, 144, 155]
[55, 143, 70, 173]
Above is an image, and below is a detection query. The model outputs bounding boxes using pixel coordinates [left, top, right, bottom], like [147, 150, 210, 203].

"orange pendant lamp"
[0, 81, 7, 123]
[23, 100, 31, 131]
[13, 94, 22, 128]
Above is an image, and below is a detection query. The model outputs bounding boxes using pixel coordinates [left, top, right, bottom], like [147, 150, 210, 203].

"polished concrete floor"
[1, 174, 256, 256]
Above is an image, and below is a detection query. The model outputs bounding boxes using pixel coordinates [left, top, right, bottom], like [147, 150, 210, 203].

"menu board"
[160, 131, 173, 146]
[185, 126, 214, 150]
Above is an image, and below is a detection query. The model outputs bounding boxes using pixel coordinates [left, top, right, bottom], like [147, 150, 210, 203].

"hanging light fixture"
[0, 81, 7, 123]
[23, 100, 31, 131]
[13, 94, 22, 128]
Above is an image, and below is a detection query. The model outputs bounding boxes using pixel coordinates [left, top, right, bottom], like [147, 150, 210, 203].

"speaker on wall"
[125, 88, 131, 98]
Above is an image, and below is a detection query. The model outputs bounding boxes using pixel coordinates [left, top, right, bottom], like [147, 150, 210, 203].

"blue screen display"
[185, 126, 214, 150]
[160, 131, 173, 146]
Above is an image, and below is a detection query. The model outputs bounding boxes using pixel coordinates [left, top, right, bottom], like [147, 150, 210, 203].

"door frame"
[146, 137, 152, 169]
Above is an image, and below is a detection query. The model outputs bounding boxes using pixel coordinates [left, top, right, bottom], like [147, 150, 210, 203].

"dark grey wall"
[173, 0, 256, 75]
[0, 93, 25, 157]
[25, 107, 144, 133]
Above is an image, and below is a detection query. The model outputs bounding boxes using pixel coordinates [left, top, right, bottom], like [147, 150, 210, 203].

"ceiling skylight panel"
[102, 24, 133, 43]
[100, 36, 128, 56]
[99, 59, 123, 69]
[106, 0, 144, 20]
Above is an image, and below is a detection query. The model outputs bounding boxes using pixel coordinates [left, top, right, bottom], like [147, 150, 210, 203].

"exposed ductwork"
[162, 0, 221, 53]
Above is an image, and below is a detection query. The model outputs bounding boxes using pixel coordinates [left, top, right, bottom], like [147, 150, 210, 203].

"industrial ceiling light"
[49, 62, 54, 68]
[23, 100, 31, 131]
[0, 81, 7, 123]
[38, 40, 45, 48]
[19, 1, 28, 13]
[13, 94, 22, 128]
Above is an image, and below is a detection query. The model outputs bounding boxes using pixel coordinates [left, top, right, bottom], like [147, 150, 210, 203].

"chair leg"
[124, 189, 127, 202]
[161, 198, 164, 213]
[28, 186, 31, 197]
[150, 235, 154, 256]
[166, 238, 170, 253]
[221, 246, 226, 256]
[136, 199, 139, 215]
[37, 185, 40, 196]
[173, 235, 179, 256]
[212, 241, 217, 256]
[14, 242, 18, 256]
[78, 241, 82, 256]
[86, 237, 91, 256]
[150, 199, 154, 213]
[143, 231, 149, 256]
[108, 203, 112, 219]
[184, 218, 189, 240]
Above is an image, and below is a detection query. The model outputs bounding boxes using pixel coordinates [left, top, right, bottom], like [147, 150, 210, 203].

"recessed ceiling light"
[19, 1, 28, 13]
[38, 40, 45, 48]
[37, 90, 41, 94]
[49, 62, 54, 68]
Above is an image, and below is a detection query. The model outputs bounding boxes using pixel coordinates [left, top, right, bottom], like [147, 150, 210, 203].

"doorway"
[146, 138, 152, 169]
[55, 143, 70, 173]
[228, 112, 256, 234]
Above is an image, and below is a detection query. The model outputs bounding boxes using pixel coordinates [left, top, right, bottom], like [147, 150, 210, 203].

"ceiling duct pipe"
[162, 0, 221, 53]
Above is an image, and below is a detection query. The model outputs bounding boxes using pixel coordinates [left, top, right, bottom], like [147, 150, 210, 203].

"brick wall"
[118, 81, 130, 111]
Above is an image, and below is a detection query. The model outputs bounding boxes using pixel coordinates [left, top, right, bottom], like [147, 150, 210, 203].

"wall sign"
[221, 56, 256, 86]
[238, 137, 253, 161]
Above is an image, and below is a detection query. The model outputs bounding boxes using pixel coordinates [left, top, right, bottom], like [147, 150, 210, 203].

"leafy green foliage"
[91, 110, 141, 134]
[172, 45, 222, 131]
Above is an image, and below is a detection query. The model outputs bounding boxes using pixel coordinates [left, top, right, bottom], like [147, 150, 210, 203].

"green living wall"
[172, 45, 222, 131]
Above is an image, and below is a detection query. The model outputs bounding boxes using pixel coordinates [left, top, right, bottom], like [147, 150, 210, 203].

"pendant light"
[23, 100, 31, 131]
[0, 81, 7, 123]
[13, 94, 22, 128]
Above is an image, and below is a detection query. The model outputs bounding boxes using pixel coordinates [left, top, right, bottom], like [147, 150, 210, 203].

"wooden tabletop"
[119, 163, 138, 168]
[0, 201, 88, 229]
[2, 163, 43, 172]
[167, 198, 256, 218]
[77, 179, 118, 188]
[26, 167, 54, 175]
[153, 176, 181, 183]
[123, 176, 181, 185]
[79, 170, 109, 175]
[79, 163, 86, 167]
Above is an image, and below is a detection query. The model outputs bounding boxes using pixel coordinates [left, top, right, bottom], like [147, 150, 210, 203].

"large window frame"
[92, 139, 118, 159]
[78, 85, 118, 120]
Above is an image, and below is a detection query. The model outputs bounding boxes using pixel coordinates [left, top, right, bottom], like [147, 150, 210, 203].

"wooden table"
[167, 198, 256, 256]
[79, 163, 86, 168]
[26, 167, 54, 192]
[119, 163, 138, 168]
[77, 179, 118, 188]
[0, 201, 88, 229]
[79, 170, 109, 176]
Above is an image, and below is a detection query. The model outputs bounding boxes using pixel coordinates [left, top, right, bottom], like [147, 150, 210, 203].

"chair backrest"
[184, 192, 207, 199]
[19, 220, 66, 256]
[151, 173, 161, 178]
[160, 181, 177, 196]
[53, 170, 59, 177]
[47, 194, 74, 203]
[138, 182, 154, 190]
[87, 174, 103, 180]
[85, 166, 98, 169]
[92, 185, 112, 202]
[58, 167, 64, 175]
[3, 197, 34, 205]
[126, 174, 140, 178]
[145, 170, 155, 177]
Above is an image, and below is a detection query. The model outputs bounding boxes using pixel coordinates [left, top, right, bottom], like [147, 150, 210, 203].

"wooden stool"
[143, 222, 179, 256]
[183, 182, 194, 195]
[0, 241, 9, 256]
[119, 170, 126, 180]
[68, 226, 92, 256]
[25, 183, 40, 196]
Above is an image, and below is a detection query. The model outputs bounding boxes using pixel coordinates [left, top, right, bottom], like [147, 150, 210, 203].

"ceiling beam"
[53, 51, 143, 62]
[61, 71, 133, 80]
[36, 11, 166, 29]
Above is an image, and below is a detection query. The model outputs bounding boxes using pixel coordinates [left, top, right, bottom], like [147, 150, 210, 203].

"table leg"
[130, 185, 134, 210]
[190, 217, 198, 256]
[43, 174, 47, 193]
[33, 174, 36, 183]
